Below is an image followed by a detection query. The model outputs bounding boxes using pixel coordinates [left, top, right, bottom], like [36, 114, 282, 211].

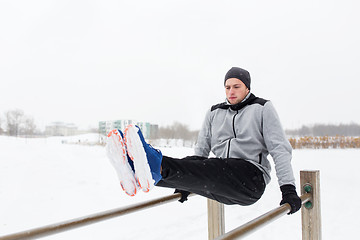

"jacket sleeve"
[262, 101, 296, 187]
[194, 109, 212, 157]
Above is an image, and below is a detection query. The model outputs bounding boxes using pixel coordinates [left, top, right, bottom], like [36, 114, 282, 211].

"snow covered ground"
[0, 135, 359, 239]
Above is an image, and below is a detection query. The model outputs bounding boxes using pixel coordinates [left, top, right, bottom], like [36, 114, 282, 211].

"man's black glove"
[280, 184, 302, 214]
[174, 189, 191, 203]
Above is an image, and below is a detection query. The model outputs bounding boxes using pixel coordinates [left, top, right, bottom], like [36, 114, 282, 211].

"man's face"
[225, 78, 250, 105]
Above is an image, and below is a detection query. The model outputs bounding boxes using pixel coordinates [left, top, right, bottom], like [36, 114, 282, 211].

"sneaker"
[124, 124, 163, 192]
[106, 129, 138, 196]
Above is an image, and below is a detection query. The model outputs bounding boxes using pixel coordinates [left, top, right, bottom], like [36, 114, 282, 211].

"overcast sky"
[1, 0, 359, 131]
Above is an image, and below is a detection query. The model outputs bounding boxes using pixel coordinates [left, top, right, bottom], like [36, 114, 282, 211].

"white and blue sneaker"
[106, 129, 138, 196]
[124, 124, 163, 192]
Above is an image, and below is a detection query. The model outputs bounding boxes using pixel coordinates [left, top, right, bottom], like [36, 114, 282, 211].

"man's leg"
[106, 129, 138, 196]
[121, 124, 265, 205]
[157, 156, 266, 206]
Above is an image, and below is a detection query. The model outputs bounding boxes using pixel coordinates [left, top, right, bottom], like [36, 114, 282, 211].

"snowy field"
[0, 135, 359, 239]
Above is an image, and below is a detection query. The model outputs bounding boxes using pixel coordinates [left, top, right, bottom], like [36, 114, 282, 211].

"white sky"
[1, 0, 359, 130]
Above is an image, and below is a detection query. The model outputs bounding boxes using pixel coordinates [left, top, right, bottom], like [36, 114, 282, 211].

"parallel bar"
[215, 193, 311, 240]
[0, 193, 190, 240]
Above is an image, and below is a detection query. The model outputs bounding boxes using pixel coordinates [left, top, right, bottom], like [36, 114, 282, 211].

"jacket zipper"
[227, 110, 238, 158]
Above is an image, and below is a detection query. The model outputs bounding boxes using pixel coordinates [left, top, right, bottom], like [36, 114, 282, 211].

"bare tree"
[6, 109, 24, 136]
[171, 122, 193, 140]
[158, 121, 199, 145]
[0, 116, 4, 135]
[158, 125, 174, 139]
[22, 116, 37, 136]
[4, 109, 39, 136]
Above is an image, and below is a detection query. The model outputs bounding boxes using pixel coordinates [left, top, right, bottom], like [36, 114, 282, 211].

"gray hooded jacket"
[194, 93, 295, 187]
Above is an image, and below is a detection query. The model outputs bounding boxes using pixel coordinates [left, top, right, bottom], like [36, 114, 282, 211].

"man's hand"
[280, 184, 302, 214]
[174, 189, 191, 203]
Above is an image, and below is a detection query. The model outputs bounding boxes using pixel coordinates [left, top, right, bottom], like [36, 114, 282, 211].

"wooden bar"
[1, 170, 321, 240]
[214, 193, 311, 240]
[301, 170, 322, 240]
[0, 193, 190, 240]
[208, 199, 225, 240]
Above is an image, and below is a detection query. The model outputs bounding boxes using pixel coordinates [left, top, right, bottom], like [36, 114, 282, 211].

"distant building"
[99, 120, 158, 139]
[45, 122, 78, 136]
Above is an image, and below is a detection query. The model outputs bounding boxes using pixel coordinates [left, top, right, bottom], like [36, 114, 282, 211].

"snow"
[0, 135, 359, 239]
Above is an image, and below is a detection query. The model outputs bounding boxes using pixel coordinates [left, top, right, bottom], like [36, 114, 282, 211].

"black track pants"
[156, 156, 266, 205]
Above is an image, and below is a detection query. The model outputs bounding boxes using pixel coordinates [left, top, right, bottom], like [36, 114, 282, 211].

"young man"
[106, 67, 301, 214]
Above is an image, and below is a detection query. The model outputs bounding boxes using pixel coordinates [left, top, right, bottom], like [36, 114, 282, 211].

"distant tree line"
[157, 122, 199, 141]
[285, 123, 360, 149]
[289, 135, 360, 149]
[0, 109, 37, 136]
[1, 111, 200, 143]
[285, 123, 360, 137]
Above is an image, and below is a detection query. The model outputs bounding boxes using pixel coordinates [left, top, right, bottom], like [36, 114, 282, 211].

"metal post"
[301, 170, 322, 240]
[208, 199, 225, 240]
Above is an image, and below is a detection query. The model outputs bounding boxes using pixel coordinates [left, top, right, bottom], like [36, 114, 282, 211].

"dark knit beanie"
[224, 67, 251, 90]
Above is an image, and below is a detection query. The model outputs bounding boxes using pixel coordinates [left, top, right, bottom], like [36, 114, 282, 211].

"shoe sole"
[106, 129, 138, 196]
[124, 125, 154, 192]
